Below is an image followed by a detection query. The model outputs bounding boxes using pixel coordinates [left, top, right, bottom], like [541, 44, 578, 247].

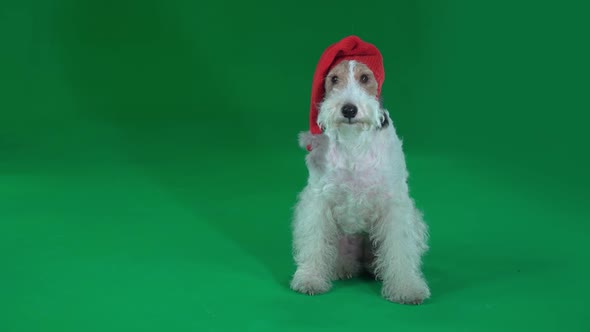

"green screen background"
[1, 0, 589, 331]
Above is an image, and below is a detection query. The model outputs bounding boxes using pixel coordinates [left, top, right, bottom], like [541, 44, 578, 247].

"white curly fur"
[291, 61, 430, 304]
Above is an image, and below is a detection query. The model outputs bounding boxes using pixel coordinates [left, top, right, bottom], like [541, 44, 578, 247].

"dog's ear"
[378, 98, 390, 128]
[380, 111, 390, 129]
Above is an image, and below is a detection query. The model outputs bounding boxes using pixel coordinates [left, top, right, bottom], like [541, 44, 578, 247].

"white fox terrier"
[290, 36, 430, 304]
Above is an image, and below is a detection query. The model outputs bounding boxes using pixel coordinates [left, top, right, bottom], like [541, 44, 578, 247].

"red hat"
[308, 36, 385, 138]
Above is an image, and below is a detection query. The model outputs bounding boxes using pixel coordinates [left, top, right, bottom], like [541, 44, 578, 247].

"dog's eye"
[331, 76, 339, 84]
[360, 74, 369, 83]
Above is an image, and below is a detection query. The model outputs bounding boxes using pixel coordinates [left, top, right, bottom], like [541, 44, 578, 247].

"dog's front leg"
[290, 187, 338, 295]
[372, 198, 430, 304]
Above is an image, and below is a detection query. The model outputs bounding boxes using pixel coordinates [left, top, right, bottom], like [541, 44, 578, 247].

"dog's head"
[317, 60, 389, 133]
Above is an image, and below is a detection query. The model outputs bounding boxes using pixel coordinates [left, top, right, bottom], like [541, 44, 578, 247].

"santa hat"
[308, 35, 385, 141]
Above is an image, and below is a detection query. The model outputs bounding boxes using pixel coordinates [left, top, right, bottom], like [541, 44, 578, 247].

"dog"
[290, 46, 430, 305]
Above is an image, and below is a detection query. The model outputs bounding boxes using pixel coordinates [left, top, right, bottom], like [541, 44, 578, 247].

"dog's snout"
[341, 104, 358, 119]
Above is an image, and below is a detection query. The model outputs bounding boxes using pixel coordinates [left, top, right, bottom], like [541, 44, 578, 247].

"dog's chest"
[324, 147, 389, 234]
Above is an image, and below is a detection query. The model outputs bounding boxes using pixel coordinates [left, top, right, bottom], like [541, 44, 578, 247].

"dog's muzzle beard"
[317, 102, 390, 132]
[317, 82, 389, 131]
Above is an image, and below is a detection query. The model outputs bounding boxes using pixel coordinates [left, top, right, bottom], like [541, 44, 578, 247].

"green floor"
[2, 1, 589, 331]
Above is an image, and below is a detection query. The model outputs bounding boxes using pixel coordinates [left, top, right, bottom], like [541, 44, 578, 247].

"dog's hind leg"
[361, 235, 378, 279]
[334, 235, 363, 280]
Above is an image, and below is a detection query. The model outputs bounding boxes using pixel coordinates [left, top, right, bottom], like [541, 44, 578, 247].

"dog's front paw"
[290, 269, 331, 295]
[382, 278, 430, 305]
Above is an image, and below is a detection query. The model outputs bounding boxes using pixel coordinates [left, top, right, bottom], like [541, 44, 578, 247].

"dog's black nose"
[341, 104, 358, 119]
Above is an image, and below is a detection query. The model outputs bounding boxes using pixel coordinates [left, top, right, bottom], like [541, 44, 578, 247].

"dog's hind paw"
[334, 262, 361, 280]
